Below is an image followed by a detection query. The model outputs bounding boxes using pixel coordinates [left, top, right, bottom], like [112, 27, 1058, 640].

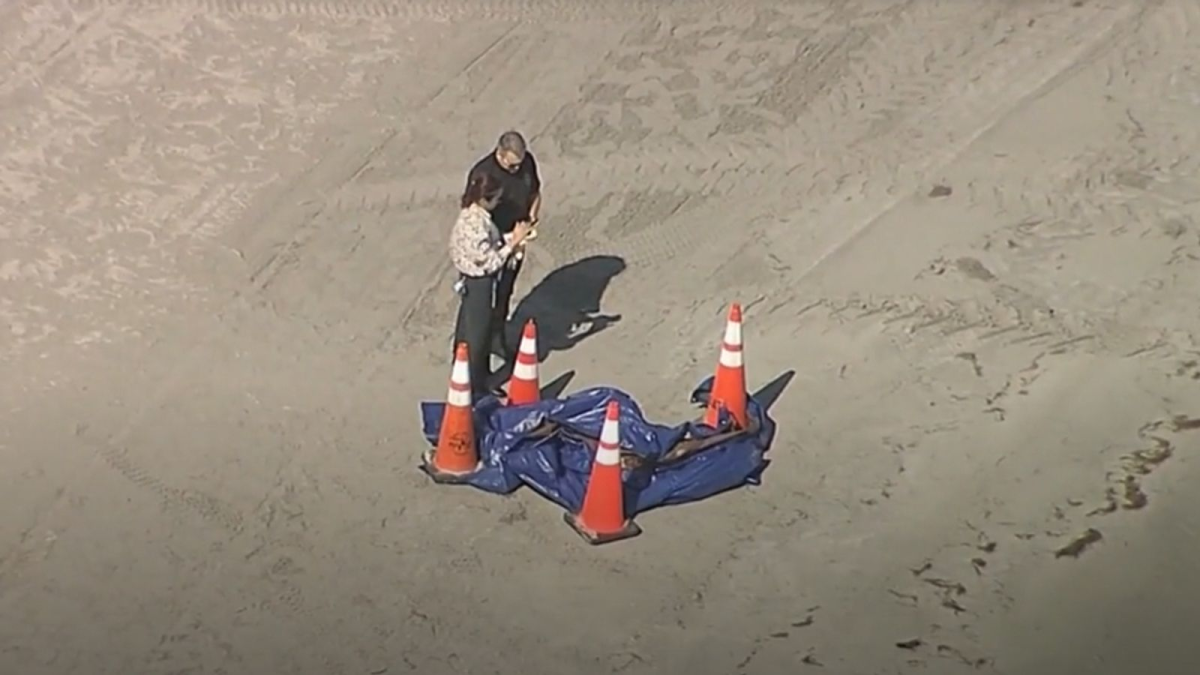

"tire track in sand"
[591, 1, 1149, 337]
[67, 0, 764, 22]
[0, 17, 527, 587]
[331, 3, 919, 287]
[751, 2, 1155, 286]
[121, 20, 617, 661]
[135, 29, 548, 659]
[598, 7, 1160, 667]
[528, 4, 1141, 306]
[254, 22, 628, 353]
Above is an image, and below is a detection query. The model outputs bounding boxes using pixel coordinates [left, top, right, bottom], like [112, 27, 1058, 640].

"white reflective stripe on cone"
[599, 415, 619, 444]
[451, 358, 471, 385]
[719, 346, 743, 368]
[723, 319, 742, 347]
[447, 387, 472, 407]
[596, 405, 621, 466]
[519, 338, 537, 356]
[595, 441, 620, 466]
[513, 360, 538, 380]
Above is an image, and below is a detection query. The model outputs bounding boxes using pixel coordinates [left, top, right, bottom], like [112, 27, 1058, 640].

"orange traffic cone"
[421, 342, 482, 483]
[507, 319, 540, 405]
[564, 400, 642, 545]
[704, 303, 748, 429]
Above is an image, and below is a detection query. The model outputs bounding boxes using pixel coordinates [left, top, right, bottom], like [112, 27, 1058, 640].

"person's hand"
[511, 221, 532, 244]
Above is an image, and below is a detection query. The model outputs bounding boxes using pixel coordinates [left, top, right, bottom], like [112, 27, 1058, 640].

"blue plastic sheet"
[418, 377, 775, 515]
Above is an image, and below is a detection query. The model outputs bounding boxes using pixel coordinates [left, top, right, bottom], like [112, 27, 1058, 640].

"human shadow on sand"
[496, 254, 626, 370]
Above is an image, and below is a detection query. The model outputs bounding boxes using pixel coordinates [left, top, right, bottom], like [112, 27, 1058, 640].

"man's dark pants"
[491, 256, 523, 351]
[452, 274, 497, 396]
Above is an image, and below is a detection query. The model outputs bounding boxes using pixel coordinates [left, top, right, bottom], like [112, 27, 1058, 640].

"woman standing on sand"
[448, 171, 533, 398]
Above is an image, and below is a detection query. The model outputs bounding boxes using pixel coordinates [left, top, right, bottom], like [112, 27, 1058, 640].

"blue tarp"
[418, 377, 775, 514]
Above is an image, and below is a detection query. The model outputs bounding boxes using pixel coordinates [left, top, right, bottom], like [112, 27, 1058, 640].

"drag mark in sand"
[734, 606, 821, 672]
[891, 635, 994, 670]
[1054, 528, 1104, 559]
[884, 525, 1009, 669]
[1046, 410, 1199, 562]
[1084, 416, 1189, 518]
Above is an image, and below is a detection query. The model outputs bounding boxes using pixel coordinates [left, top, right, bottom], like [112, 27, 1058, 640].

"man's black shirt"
[467, 152, 541, 234]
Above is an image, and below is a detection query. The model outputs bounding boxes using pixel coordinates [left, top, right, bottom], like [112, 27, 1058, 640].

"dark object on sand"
[1054, 528, 1103, 559]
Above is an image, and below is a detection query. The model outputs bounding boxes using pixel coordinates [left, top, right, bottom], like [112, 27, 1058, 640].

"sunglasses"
[496, 151, 524, 170]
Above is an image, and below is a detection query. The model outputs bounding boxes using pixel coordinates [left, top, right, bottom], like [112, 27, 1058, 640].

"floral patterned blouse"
[448, 203, 514, 277]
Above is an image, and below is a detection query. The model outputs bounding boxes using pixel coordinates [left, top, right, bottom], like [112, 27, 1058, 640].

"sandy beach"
[2, 1, 1198, 673]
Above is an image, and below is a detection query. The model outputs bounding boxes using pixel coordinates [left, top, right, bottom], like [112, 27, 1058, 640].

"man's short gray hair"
[497, 130, 527, 157]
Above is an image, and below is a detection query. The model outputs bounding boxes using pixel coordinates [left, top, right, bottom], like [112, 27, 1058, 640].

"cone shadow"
[540, 370, 575, 400]
[752, 370, 795, 413]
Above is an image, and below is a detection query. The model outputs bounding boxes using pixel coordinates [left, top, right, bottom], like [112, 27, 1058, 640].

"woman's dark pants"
[453, 273, 497, 396]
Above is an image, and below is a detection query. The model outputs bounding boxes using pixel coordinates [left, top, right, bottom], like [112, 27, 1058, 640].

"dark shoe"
[472, 382, 507, 400]
[477, 385, 506, 400]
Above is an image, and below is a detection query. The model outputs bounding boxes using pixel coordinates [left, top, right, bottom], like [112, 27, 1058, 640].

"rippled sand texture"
[2, 1, 1199, 674]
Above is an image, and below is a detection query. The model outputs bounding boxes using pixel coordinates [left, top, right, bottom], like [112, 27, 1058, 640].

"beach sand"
[1, 1, 1198, 673]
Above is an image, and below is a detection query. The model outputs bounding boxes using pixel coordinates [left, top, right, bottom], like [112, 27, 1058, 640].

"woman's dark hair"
[461, 171, 502, 209]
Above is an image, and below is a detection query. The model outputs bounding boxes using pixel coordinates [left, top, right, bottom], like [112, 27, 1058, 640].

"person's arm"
[473, 211, 524, 276]
[450, 210, 513, 277]
[474, 233, 515, 276]
[527, 152, 542, 225]
[528, 194, 541, 229]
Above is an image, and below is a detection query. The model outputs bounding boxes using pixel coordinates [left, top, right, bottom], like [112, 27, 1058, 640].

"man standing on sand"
[464, 130, 542, 355]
